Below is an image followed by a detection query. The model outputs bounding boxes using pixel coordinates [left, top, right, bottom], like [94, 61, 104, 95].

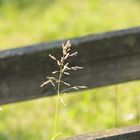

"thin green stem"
[51, 94, 60, 140]
[51, 65, 63, 140]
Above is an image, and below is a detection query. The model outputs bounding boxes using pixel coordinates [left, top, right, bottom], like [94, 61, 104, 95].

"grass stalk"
[41, 41, 86, 140]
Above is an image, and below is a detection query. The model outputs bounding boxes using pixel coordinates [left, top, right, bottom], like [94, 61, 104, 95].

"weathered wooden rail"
[0, 27, 140, 139]
[63, 125, 140, 140]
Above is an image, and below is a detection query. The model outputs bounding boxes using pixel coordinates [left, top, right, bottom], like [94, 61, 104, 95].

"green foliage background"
[0, 0, 140, 139]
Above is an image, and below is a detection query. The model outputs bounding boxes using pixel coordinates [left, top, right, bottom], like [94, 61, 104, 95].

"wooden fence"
[0, 27, 140, 139]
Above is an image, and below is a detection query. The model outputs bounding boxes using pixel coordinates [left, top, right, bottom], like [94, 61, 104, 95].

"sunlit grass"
[0, 81, 140, 139]
[0, 0, 140, 50]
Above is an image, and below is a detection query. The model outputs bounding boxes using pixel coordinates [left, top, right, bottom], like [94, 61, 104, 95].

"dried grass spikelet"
[41, 40, 87, 140]
[41, 40, 87, 102]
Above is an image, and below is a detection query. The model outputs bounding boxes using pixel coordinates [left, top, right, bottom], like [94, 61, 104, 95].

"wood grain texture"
[0, 27, 140, 104]
[63, 125, 140, 140]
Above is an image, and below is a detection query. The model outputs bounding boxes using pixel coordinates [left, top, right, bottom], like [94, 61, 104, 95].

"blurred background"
[0, 0, 140, 139]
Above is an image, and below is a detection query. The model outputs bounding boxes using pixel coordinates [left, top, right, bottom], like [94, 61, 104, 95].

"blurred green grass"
[0, 0, 140, 50]
[0, 82, 140, 140]
[0, 0, 140, 139]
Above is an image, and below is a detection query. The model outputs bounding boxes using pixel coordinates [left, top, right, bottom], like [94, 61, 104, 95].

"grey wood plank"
[0, 27, 140, 104]
[63, 125, 140, 140]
